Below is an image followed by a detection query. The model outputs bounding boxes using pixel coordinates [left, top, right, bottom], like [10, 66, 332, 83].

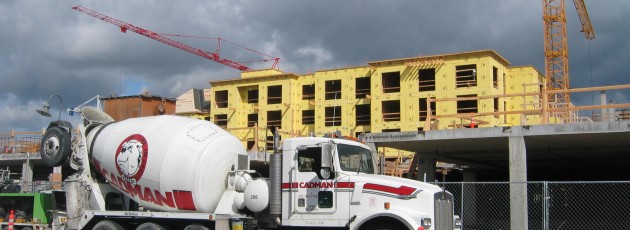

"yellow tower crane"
[542, 0, 595, 123]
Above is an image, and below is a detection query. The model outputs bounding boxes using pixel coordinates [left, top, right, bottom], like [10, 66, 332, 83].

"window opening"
[356, 77, 371, 98]
[247, 113, 258, 127]
[419, 98, 436, 122]
[355, 104, 371, 125]
[457, 94, 478, 114]
[455, 64, 477, 88]
[266, 134, 280, 151]
[382, 128, 400, 132]
[325, 80, 342, 100]
[302, 84, 315, 100]
[268, 85, 282, 104]
[214, 114, 228, 127]
[494, 98, 500, 119]
[493, 66, 499, 89]
[248, 89, 259, 104]
[419, 68, 436, 91]
[382, 100, 400, 122]
[267, 110, 282, 129]
[215, 90, 228, 108]
[382, 72, 401, 93]
[302, 110, 315, 125]
[325, 106, 341, 126]
[247, 141, 255, 150]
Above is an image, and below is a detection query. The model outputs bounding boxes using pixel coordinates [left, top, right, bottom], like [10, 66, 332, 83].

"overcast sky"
[1, 1, 628, 132]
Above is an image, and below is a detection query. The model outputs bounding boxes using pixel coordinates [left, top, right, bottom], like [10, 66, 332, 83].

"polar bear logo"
[116, 139, 143, 178]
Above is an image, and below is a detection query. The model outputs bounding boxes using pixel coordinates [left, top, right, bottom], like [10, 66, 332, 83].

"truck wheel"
[135, 222, 168, 230]
[22, 227, 34, 230]
[93, 220, 125, 230]
[183, 224, 209, 230]
[40, 127, 72, 167]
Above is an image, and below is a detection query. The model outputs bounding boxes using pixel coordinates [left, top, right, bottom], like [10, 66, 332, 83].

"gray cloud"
[1, 0, 628, 131]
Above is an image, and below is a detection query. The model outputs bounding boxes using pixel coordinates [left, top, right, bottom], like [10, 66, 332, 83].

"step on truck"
[39, 107, 460, 230]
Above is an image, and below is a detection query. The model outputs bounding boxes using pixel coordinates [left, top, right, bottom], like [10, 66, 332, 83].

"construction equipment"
[542, 0, 595, 121]
[72, 6, 279, 71]
[67, 95, 101, 116]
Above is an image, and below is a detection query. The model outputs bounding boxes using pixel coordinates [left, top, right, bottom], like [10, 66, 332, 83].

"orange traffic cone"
[7, 210, 14, 230]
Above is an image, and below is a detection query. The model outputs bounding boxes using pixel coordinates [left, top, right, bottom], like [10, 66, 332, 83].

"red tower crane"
[72, 6, 279, 71]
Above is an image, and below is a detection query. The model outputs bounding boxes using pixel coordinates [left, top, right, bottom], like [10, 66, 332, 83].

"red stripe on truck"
[363, 183, 416, 196]
[174, 190, 196, 211]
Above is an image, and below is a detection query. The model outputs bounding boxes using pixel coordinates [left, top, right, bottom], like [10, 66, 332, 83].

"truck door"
[293, 146, 338, 214]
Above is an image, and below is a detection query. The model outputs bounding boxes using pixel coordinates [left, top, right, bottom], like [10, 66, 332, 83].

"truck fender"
[351, 212, 413, 230]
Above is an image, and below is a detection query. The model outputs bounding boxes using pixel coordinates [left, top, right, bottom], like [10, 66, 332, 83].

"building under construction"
[209, 50, 561, 155]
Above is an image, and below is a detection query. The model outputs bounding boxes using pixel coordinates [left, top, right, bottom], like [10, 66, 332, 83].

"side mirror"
[320, 143, 334, 179]
[321, 143, 333, 168]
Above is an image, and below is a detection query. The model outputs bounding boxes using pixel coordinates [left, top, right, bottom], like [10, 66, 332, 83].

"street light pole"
[36, 94, 64, 120]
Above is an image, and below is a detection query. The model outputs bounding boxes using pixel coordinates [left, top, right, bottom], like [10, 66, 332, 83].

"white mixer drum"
[89, 115, 246, 212]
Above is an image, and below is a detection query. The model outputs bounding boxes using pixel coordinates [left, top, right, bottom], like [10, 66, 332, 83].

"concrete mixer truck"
[39, 107, 459, 230]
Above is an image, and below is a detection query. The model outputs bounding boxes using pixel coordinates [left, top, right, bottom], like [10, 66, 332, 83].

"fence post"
[543, 181, 549, 230]
[460, 183, 464, 229]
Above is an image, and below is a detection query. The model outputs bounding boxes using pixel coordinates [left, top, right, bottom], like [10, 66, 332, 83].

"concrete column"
[21, 156, 33, 192]
[416, 154, 435, 182]
[600, 91, 608, 121]
[509, 136, 528, 230]
[462, 171, 477, 224]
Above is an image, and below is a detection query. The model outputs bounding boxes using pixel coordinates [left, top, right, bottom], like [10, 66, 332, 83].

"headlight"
[421, 218, 432, 228]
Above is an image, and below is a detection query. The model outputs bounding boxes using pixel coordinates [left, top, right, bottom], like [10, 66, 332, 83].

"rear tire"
[22, 227, 34, 230]
[135, 222, 168, 230]
[93, 220, 125, 230]
[184, 223, 210, 230]
[40, 127, 72, 167]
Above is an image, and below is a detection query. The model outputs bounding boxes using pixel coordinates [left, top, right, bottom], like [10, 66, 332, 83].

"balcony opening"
[455, 64, 477, 88]
[493, 66, 499, 89]
[356, 77, 371, 99]
[419, 68, 436, 92]
[325, 80, 342, 100]
[215, 90, 228, 108]
[457, 94, 478, 114]
[248, 89, 259, 104]
[382, 100, 400, 122]
[419, 98, 436, 122]
[325, 106, 342, 126]
[382, 72, 400, 93]
[267, 85, 282, 104]
[356, 104, 371, 126]
[267, 110, 282, 129]
[302, 110, 315, 125]
[302, 84, 315, 100]
[247, 113, 258, 127]
[214, 114, 228, 128]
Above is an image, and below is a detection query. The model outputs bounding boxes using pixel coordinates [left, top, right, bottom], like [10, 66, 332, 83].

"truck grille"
[434, 191, 454, 230]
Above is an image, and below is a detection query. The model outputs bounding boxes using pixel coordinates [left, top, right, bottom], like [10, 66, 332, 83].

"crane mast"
[542, 0, 595, 122]
[72, 6, 279, 72]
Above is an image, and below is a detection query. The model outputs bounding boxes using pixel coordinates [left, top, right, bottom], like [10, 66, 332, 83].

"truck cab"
[280, 137, 457, 230]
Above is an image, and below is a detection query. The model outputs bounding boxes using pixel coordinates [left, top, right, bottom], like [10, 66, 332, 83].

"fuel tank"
[88, 115, 246, 212]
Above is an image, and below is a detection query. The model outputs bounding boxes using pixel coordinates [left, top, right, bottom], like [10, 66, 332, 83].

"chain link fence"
[434, 181, 630, 230]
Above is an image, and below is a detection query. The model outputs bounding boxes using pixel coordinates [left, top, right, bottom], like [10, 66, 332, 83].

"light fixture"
[36, 94, 64, 120]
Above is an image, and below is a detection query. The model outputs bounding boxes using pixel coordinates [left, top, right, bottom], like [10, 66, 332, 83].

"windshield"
[337, 144, 375, 174]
